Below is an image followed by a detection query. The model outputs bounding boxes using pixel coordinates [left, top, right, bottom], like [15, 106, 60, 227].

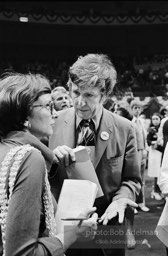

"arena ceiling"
[0, 1, 168, 60]
[0, 1, 168, 26]
[1, 1, 168, 16]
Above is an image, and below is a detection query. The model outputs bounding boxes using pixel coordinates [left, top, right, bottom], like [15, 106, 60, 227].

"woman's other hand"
[76, 207, 98, 241]
[57, 207, 98, 251]
[76, 212, 98, 242]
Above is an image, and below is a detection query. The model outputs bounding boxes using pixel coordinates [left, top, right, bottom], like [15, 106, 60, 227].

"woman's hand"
[57, 207, 98, 251]
[75, 207, 98, 241]
[53, 145, 75, 166]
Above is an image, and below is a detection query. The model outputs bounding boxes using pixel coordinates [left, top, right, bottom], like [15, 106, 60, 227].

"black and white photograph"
[0, 1, 168, 256]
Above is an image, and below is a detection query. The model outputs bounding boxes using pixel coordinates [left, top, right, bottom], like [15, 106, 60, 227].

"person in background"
[147, 113, 163, 200]
[117, 107, 133, 121]
[139, 113, 150, 136]
[110, 101, 120, 113]
[130, 99, 150, 212]
[49, 53, 141, 256]
[42, 86, 71, 146]
[102, 97, 114, 111]
[52, 87, 71, 111]
[157, 104, 168, 149]
[116, 107, 136, 250]
[0, 72, 98, 256]
[52, 86, 67, 93]
[159, 106, 168, 119]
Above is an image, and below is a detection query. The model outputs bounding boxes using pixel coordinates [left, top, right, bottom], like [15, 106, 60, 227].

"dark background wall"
[0, 21, 168, 61]
[0, 1, 168, 61]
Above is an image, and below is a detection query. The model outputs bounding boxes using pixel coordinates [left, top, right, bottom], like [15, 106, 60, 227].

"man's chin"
[61, 106, 68, 110]
[77, 111, 91, 120]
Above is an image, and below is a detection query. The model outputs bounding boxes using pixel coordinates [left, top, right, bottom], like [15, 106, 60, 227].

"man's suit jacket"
[49, 107, 141, 215]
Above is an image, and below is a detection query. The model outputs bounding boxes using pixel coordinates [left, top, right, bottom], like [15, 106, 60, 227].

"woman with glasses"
[0, 72, 98, 256]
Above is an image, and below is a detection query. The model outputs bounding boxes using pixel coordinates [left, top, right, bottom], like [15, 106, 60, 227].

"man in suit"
[130, 99, 150, 212]
[49, 53, 141, 256]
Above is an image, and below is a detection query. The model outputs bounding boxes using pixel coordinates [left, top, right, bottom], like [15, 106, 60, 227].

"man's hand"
[99, 198, 138, 225]
[53, 145, 75, 166]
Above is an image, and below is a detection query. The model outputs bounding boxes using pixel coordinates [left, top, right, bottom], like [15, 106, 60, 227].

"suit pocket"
[107, 155, 124, 173]
[100, 155, 124, 191]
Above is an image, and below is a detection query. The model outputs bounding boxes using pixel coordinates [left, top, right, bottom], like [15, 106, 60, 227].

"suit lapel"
[58, 108, 114, 167]
[63, 108, 76, 148]
[94, 108, 113, 169]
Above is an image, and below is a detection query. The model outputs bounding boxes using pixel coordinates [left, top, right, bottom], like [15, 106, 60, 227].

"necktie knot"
[77, 119, 95, 146]
[84, 120, 90, 127]
[82, 119, 92, 127]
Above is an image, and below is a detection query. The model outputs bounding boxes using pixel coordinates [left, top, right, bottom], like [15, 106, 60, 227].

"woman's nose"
[52, 109, 58, 119]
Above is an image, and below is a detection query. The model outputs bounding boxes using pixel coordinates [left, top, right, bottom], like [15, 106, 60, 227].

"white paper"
[66, 146, 104, 198]
[55, 179, 98, 233]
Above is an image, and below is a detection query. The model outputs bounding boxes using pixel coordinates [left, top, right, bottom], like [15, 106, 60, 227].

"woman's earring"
[24, 120, 31, 129]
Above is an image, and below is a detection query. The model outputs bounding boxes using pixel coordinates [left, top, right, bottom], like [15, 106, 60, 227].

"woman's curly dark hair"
[0, 72, 51, 140]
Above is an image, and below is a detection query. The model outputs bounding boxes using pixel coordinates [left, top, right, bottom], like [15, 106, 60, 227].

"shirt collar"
[76, 106, 103, 131]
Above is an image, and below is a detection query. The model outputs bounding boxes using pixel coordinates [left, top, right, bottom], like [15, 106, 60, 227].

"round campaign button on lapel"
[100, 131, 109, 141]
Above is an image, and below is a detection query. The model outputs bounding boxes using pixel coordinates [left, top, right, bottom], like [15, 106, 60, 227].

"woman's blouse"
[0, 131, 64, 256]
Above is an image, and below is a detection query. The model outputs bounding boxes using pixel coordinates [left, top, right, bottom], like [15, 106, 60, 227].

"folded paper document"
[66, 146, 103, 198]
[55, 179, 98, 233]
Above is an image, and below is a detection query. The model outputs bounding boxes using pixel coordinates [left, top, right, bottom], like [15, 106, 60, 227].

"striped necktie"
[77, 119, 95, 146]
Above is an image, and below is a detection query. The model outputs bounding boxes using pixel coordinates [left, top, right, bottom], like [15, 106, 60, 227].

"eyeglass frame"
[32, 101, 54, 114]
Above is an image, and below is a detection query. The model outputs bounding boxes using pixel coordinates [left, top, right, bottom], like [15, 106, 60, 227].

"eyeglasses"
[32, 101, 54, 114]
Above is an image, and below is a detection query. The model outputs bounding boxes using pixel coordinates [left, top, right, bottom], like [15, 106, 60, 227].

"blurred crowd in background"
[1, 52, 168, 98]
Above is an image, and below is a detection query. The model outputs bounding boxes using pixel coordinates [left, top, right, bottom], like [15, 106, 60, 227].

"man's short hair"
[130, 99, 142, 109]
[52, 86, 67, 94]
[52, 87, 69, 100]
[67, 53, 117, 97]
